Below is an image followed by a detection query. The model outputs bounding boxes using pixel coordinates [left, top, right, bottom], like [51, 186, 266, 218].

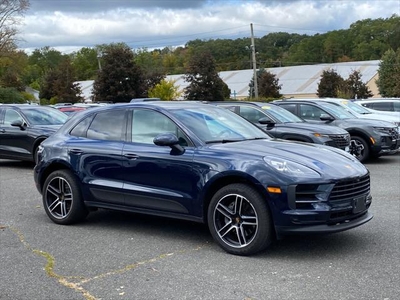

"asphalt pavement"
[0, 155, 399, 300]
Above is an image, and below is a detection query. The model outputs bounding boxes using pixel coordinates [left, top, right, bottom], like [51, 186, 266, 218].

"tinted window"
[278, 103, 297, 114]
[299, 104, 328, 120]
[372, 102, 393, 111]
[70, 116, 93, 137]
[393, 102, 400, 112]
[4, 109, 23, 125]
[239, 106, 268, 123]
[131, 109, 190, 146]
[86, 110, 126, 141]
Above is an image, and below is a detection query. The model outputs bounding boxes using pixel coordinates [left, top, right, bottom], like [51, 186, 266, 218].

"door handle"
[124, 153, 139, 159]
[69, 149, 83, 154]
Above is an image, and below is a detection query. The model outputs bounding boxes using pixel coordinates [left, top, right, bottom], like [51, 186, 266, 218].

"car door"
[67, 109, 127, 205]
[121, 108, 197, 216]
[0, 108, 32, 160]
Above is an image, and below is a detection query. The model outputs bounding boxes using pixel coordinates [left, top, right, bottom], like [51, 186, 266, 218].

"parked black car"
[212, 101, 350, 151]
[273, 99, 400, 162]
[34, 102, 372, 256]
[0, 104, 68, 163]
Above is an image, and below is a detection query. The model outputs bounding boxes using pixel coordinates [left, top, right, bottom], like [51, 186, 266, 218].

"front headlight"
[313, 133, 329, 138]
[263, 156, 321, 178]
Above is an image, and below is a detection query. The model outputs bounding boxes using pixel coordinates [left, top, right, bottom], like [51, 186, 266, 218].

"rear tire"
[207, 183, 273, 256]
[42, 170, 88, 225]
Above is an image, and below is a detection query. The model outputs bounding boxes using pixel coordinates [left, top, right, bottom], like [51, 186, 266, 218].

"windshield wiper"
[205, 139, 245, 144]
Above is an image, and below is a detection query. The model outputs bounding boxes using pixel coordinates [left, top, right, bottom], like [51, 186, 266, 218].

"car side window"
[299, 104, 327, 120]
[372, 102, 393, 111]
[70, 116, 93, 137]
[279, 104, 296, 115]
[239, 106, 268, 123]
[131, 109, 191, 146]
[86, 110, 126, 141]
[4, 109, 23, 126]
[393, 102, 400, 112]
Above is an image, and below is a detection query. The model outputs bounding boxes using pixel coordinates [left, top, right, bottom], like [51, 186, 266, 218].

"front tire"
[42, 170, 88, 225]
[207, 183, 273, 255]
[351, 136, 370, 163]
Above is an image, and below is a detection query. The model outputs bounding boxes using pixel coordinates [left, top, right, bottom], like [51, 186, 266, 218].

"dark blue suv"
[34, 102, 373, 255]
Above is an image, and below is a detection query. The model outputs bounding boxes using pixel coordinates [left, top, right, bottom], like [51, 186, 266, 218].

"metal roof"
[166, 60, 380, 99]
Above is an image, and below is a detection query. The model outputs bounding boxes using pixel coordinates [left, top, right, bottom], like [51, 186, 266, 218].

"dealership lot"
[0, 155, 399, 300]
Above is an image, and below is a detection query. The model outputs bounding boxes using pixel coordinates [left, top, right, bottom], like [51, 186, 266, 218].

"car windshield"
[23, 107, 68, 125]
[319, 102, 355, 119]
[170, 106, 270, 143]
[260, 104, 304, 123]
[340, 100, 372, 114]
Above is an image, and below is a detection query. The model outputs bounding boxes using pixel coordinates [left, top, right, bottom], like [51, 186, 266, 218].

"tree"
[249, 68, 282, 99]
[39, 57, 83, 103]
[184, 51, 230, 101]
[345, 70, 373, 99]
[70, 47, 99, 80]
[0, 87, 24, 103]
[376, 48, 400, 97]
[0, 0, 29, 53]
[317, 69, 345, 97]
[148, 79, 181, 100]
[93, 43, 146, 103]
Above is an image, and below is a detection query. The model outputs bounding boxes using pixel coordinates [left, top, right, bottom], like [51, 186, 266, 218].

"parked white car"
[316, 98, 400, 130]
[355, 99, 400, 115]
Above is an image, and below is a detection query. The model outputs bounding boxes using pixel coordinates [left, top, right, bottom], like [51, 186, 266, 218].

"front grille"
[330, 174, 370, 202]
[328, 134, 350, 149]
[388, 128, 399, 140]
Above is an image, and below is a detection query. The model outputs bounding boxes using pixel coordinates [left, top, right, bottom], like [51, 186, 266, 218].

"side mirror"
[259, 117, 275, 127]
[320, 114, 334, 122]
[11, 120, 26, 130]
[153, 133, 185, 155]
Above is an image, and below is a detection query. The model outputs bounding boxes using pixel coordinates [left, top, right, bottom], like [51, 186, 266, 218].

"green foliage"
[317, 69, 345, 97]
[184, 51, 230, 101]
[376, 48, 400, 97]
[0, 87, 25, 103]
[345, 70, 373, 99]
[148, 79, 181, 100]
[39, 57, 83, 103]
[93, 43, 146, 103]
[70, 47, 99, 80]
[249, 68, 282, 98]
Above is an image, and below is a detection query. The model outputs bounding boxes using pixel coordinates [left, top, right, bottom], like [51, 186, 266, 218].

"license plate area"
[353, 195, 367, 213]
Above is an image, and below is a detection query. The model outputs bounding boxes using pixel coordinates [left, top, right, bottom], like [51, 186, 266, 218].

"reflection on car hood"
[338, 118, 396, 128]
[280, 122, 347, 134]
[208, 139, 367, 178]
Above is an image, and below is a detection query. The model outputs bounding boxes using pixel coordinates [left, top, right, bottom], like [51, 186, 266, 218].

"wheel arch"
[38, 161, 72, 193]
[201, 174, 271, 224]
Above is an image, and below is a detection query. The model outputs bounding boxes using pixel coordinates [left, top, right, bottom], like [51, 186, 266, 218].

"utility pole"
[250, 23, 258, 98]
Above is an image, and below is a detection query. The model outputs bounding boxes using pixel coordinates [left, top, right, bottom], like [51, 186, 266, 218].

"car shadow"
[78, 209, 371, 258]
[0, 159, 35, 169]
[364, 154, 399, 165]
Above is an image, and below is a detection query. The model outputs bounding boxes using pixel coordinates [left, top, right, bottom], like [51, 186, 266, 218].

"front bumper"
[275, 211, 373, 237]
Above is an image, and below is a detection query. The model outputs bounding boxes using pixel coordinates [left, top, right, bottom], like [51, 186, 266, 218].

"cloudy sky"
[19, 0, 400, 53]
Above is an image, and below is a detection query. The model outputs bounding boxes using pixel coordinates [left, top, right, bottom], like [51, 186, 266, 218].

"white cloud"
[18, 0, 400, 53]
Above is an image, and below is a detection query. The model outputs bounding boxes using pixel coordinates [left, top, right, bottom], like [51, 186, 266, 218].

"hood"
[338, 117, 396, 128]
[31, 124, 62, 135]
[207, 139, 367, 179]
[357, 113, 400, 124]
[278, 122, 348, 134]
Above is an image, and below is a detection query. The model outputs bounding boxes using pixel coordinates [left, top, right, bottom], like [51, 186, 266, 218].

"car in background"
[355, 99, 400, 112]
[34, 102, 373, 256]
[273, 99, 400, 162]
[55, 105, 87, 116]
[211, 101, 350, 151]
[0, 104, 68, 163]
[316, 98, 400, 129]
